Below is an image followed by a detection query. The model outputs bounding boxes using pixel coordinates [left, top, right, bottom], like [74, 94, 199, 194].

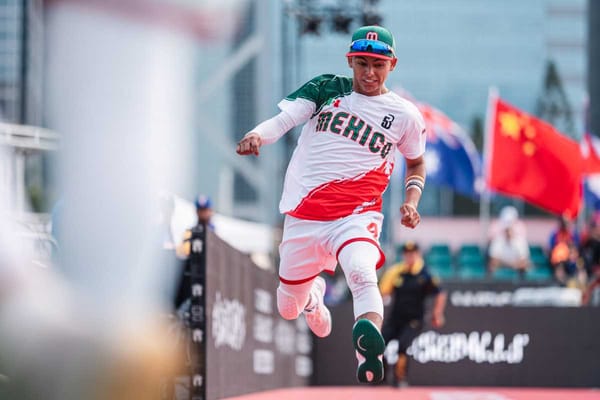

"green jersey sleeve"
[284, 74, 353, 114]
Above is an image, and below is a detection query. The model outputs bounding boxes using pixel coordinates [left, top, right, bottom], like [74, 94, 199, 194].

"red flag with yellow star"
[486, 97, 583, 217]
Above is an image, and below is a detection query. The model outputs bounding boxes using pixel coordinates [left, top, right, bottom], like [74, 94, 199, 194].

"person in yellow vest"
[379, 241, 447, 386]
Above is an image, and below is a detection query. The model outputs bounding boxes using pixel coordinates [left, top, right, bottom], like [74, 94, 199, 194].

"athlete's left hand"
[400, 203, 420, 229]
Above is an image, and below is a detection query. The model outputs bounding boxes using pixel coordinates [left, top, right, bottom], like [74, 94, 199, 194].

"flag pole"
[480, 86, 499, 247]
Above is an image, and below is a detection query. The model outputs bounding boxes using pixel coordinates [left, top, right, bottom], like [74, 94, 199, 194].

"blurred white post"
[13, 149, 25, 212]
[45, 4, 196, 315]
[0, 149, 9, 208]
[480, 87, 499, 246]
[218, 166, 234, 216]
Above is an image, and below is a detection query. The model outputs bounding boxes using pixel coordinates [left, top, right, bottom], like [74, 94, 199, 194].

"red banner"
[486, 97, 583, 217]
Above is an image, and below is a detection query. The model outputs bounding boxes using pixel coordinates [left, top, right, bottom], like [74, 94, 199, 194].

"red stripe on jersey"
[288, 162, 391, 221]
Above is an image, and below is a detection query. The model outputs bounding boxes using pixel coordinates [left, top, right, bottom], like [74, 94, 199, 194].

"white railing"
[0, 122, 60, 151]
[1, 122, 60, 266]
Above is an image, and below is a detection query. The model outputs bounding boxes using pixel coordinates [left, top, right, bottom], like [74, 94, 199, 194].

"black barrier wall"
[188, 225, 207, 399]
[313, 282, 600, 387]
[203, 230, 310, 399]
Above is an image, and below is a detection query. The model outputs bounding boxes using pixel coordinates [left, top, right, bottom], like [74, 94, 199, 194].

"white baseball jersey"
[278, 74, 426, 221]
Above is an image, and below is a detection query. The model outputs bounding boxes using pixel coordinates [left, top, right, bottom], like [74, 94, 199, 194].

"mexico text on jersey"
[278, 74, 426, 221]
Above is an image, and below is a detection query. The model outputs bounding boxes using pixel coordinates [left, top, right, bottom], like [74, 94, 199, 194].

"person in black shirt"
[379, 241, 447, 386]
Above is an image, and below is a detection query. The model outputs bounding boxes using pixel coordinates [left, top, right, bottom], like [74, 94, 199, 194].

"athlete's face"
[347, 55, 397, 96]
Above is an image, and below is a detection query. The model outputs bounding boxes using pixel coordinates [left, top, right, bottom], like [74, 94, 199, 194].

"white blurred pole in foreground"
[0, 1, 206, 398]
[45, 4, 196, 317]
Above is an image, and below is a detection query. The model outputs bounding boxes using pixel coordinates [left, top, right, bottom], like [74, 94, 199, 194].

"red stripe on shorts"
[279, 272, 322, 285]
[335, 237, 386, 269]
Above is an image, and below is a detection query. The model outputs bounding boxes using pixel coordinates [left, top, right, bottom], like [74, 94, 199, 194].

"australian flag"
[415, 101, 482, 198]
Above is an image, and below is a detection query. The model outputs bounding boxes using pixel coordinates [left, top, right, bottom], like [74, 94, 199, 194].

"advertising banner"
[313, 281, 600, 387]
[205, 230, 310, 399]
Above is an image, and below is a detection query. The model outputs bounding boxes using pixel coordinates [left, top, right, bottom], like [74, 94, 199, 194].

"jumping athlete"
[236, 25, 426, 383]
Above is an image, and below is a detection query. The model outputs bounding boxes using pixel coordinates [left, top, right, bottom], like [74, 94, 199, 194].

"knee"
[343, 259, 378, 295]
[338, 242, 380, 293]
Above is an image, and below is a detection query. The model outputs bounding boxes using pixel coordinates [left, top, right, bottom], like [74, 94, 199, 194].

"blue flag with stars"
[416, 101, 482, 197]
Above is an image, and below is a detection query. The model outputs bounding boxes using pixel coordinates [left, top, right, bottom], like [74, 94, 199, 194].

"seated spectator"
[488, 224, 530, 274]
[552, 242, 587, 288]
[579, 219, 600, 278]
[549, 215, 579, 255]
[488, 205, 527, 242]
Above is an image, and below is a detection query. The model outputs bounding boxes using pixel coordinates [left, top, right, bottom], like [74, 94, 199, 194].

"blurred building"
[0, 0, 44, 125]
[0, 0, 50, 215]
[302, 0, 587, 135]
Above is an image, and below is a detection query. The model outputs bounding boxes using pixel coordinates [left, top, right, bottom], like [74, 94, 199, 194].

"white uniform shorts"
[278, 211, 386, 284]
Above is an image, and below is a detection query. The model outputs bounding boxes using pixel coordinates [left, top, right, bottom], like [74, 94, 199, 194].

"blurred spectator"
[579, 219, 600, 278]
[193, 194, 214, 229]
[549, 215, 579, 276]
[488, 222, 531, 275]
[549, 215, 579, 254]
[174, 194, 214, 310]
[551, 243, 587, 288]
[176, 194, 214, 259]
[488, 205, 527, 242]
[379, 242, 446, 387]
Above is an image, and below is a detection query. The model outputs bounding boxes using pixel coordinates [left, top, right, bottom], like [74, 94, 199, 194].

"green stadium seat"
[428, 262, 455, 279]
[456, 263, 487, 280]
[529, 245, 549, 267]
[455, 244, 487, 281]
[492, 267, 520, 281]
[425, 243, 454, 279]
[529, 244, 544, 255]
[458, 253, 484, 265]
[459, 244, 482, 257]
[425, 253, 452, 266]
[524, 266, 553, 281]
[422, 243, 453, 276]
[457, 260, 487, 279]
[428, 243, 451, 256]
[457, 244, 484, 263]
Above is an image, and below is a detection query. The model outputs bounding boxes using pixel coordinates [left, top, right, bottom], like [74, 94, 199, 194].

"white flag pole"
[480, 87, 499, 247]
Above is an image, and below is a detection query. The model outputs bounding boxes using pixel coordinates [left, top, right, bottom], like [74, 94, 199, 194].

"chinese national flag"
[487, 97, 583, 217]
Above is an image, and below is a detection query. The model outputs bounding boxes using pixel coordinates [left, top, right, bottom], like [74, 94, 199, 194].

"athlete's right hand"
[236, 132, 262, 156]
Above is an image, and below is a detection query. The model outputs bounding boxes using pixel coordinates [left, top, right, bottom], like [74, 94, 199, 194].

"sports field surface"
[223, 386, 600, 400]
